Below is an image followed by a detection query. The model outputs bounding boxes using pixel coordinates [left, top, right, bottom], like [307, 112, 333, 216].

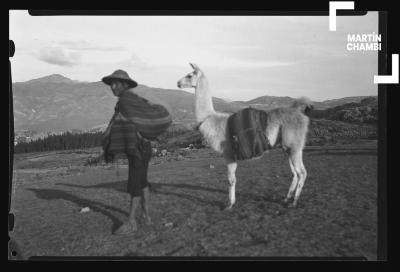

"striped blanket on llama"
[227, 107, 271, 161]
[102, 89, 172, 162]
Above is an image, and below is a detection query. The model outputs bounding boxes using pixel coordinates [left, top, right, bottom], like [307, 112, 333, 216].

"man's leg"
[114, 155, 141, 235]
[139, 141, 152, 225]
[114, 196, 140, 235]
[141, 187, 151, 225]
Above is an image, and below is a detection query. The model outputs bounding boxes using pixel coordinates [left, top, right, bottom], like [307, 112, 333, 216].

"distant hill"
[13, 79, 116, 133]
[309, 97, 378, 124]
[312, 96, 376, 110]
[232, 95, 375, 111]
[230, 96, 296, 111]
[12, 74, 377, 137]
[24, 74, 82, 84]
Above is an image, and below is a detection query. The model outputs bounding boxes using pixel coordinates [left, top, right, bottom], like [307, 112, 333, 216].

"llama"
[177, 63, 312, 209]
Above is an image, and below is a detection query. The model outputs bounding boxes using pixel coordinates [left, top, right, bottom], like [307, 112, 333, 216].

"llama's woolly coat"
[227, 107, 271, 161]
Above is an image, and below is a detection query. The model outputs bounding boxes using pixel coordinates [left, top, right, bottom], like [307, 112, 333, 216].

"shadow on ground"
[27, 188, 128, 232]
[55, 181, 286, 211]
[305, 147, 377, 156]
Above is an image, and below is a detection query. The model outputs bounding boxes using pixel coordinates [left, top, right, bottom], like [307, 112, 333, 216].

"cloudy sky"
[10, 10, 378, 101]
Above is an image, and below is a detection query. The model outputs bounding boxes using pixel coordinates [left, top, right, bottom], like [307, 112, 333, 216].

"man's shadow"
[27, 188, 128, 233]
[57, 180, 127, 194]
[57, 181, 227, 209]
[56, 181, 284, 210]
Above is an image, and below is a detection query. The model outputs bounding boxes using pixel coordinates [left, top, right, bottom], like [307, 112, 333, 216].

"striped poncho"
[102, 89, 172, 162]
[227, 107, 271, 161]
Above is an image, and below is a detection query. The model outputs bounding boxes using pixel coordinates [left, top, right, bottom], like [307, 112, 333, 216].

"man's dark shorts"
[127, 139, 152, 197]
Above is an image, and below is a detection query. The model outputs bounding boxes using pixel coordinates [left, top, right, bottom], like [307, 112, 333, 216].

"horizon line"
[11, 73, 377, 103]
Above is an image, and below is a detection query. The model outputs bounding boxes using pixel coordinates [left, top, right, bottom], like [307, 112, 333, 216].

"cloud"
[117, 53, 154, 71]
[37, 47, 81, 67]
[59, 40, 126, 52]
[198, 44, 297, 68]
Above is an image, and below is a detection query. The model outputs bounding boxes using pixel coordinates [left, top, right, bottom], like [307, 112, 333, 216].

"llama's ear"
[190, 63, 200, 71]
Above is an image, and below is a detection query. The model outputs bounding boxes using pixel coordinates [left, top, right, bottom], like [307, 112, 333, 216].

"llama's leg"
[284, 157, 298, 203]
[289, 150, 307, 208]
[292, 159, 307, 207]
[226, 162, 238, 209]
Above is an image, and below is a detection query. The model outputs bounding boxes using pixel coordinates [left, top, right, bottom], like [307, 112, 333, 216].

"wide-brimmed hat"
[102, 69, 138, 88]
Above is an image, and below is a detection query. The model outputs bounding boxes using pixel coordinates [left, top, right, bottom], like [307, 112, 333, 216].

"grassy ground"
[9, 140, 378, 259]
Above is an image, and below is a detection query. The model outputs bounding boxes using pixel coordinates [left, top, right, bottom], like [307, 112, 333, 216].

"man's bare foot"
[142, 213, 152, 225]
[114, 221, 137, 235]
[144, 217, 152, 225]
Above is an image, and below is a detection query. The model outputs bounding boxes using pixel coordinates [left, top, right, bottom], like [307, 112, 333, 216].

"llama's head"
[177, 63, 203, 89]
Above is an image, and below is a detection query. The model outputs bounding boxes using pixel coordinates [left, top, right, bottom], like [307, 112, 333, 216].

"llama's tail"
[291, 97, 314, 116]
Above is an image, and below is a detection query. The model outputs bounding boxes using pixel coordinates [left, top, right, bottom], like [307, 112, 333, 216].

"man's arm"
[103, 111, 120, 137]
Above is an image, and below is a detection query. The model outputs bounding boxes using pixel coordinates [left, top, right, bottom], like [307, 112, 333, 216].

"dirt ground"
[9, 140, 378, 260]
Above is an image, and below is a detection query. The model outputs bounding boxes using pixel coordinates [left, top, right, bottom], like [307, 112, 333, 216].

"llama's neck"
[194, 74, 216, 123]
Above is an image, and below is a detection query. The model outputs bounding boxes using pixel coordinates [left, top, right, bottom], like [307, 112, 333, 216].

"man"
[101, 69, 171, 235]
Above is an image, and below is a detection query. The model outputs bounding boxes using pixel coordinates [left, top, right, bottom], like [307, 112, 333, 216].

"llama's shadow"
[305, 147, 377, 156]
[309, 150, 377, 156]
[149, 184, 226, 210]
[151, 183, 286, 210]
[27, 188, 128, 233]
[150, 182, 225, 194]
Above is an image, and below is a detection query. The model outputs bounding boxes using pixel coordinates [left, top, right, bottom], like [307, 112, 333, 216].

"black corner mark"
[8, 213, 15, 232]
[8, 239, 25, 260]
[9, 40, 15, 58]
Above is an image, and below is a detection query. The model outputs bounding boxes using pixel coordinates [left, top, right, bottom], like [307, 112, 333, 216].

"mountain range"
[12, 74, 376, 134]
